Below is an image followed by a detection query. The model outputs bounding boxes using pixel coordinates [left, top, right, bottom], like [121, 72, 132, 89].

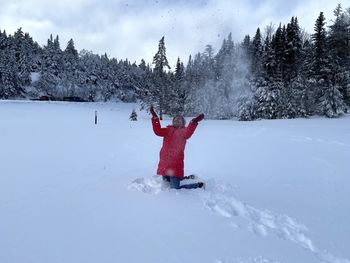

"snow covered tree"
[0, 28, 43, 98]
[238, 98, 256, 121]
[139, 60, 154, 109]
[328, 4, 350, 69]
[271, 24, 285, 80]
[254, 80, 283, 119]
[35, 34, 64, 97]
[282, 76, 309, 118]
[12, 28, 31, 88]
[65, 38, 78, 59]
[129, 109, 138, 121]
[76, 50, 102, 101]
[306, 12, 332, 116]
[328, 4, 350, 106]
[0, 30, 25, 98]
[182, 55, 196, 115]
[251, 28, 263, 77]
[318, 85, 345, 117]
[311, 12, 328, 80]
[215, 33, 235, 86]
[61, 38, 79, 97]
[284, 17, 302, 82]
[149, 36, 171, 119]
[241, 35, 252, 72]
[0, 50, 21, 98]
[238, 78, 281, 121]
[169, 57, 187, 114]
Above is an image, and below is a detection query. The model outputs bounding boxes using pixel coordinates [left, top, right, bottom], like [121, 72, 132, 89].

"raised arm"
[150, 106, 167, 137]
[184, 113, 204, 139]
[184, 120, 198, 139]
[152, 117, 168, 137]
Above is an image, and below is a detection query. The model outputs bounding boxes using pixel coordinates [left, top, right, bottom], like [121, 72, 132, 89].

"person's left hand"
[191, 113, 204, 123]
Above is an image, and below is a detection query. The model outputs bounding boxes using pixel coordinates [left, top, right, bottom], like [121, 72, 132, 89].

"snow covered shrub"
[318, 85, 345, 118]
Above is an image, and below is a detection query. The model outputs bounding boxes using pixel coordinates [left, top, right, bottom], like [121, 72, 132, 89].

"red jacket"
[152, 117, 198, 179]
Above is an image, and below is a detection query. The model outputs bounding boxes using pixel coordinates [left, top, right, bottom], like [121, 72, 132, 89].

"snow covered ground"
[0, 100, 349, 263]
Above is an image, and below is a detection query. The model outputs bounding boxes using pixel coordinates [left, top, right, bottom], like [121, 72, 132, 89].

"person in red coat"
[150, 106, 205, 189]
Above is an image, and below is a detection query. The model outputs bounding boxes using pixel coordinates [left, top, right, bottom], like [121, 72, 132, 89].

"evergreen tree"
[241, 35, 252, 72]
[146, 36, 171, 119]
[238, 97, 256, 121]
[35, 34, 64, 97]
[282, 76, 309, 118]
[76, 49, 101, 101]
[171, 57, 187, 114]
[183, 55, 196, 115]
[284, 17, 302, 82]
[262, 34, 274, 79]
[311, 12, 328, 80]
[61, 39, 79, 97]
[271, 24, 285, 80]
[239, 78, 281, 121]
[328, 4, 350, 69]
[299, 39, 315, 116]
[328, 4, 350, 106]
[251, 28, 263, 76]
[12, 28, 31, 88]
[202, 45, 216, 80]
[254, 80, 283, 119]
[215, 33, 235, 100]
[215, 33, 235, 81]
[153, 36, 170, 74]
[139, 60, 154, 109]
[129, 109, 138, 121]
[318, 85, 345, 117]
[0, 29, 25, 98]
[308, 12, 331, 115]
[64, 39, 78, 58]
[0, 49, 20, 98]
[139, 59, 147, 71]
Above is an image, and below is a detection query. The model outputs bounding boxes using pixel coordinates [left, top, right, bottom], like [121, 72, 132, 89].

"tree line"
[1, 4, 349, 120]
[0, 30, 146, 102]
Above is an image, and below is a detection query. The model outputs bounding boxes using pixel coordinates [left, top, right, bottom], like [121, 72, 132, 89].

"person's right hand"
[150, 106, 158, 118]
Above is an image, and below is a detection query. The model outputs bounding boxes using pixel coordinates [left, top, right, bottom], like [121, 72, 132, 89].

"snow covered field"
[0, 100, 349, 263]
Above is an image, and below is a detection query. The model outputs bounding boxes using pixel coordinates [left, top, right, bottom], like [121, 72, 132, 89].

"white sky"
[1, 0, 350, 67]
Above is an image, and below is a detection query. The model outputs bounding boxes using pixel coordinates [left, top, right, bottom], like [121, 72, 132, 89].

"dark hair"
[173, 115, 186, 126]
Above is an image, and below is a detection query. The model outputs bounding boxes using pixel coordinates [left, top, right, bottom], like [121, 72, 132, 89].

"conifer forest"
[1, 4, 350, 120]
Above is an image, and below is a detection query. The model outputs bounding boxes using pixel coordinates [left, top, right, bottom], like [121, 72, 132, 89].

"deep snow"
[0, 100, 349, 263]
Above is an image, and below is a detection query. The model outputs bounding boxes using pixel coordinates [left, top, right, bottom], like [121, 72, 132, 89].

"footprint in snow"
[203, 179, 350, 263]
[128, 176, 350, 263]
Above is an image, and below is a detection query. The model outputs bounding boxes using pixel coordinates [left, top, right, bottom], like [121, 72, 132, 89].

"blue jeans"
[162, 176, 199, 189]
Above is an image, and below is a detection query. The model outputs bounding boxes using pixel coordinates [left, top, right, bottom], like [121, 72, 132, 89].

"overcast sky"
[1, 0, 350, 67]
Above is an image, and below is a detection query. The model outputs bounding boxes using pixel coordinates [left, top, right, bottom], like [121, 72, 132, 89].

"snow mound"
[128, 176, 169, 194]
[215, 256, 282, 263]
